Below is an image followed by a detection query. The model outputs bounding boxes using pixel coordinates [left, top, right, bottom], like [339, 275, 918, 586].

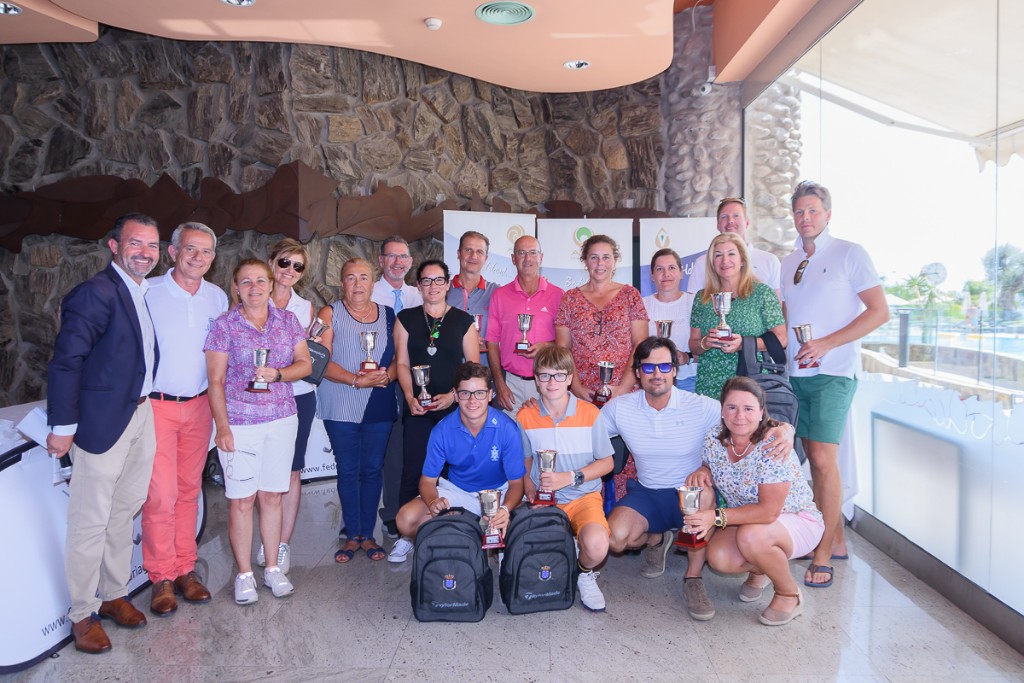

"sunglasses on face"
[417, 276, 449, 287]
[277, 258, 305, 273]
[793, 259, 809, 285]
[639, 362, 674, 375]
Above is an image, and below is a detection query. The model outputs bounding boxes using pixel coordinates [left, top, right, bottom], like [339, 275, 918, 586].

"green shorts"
[790, 374, 857, 444]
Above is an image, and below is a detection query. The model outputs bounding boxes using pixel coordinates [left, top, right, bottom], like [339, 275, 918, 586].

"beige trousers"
[65, 399, 156, 622]
[503, 372, 541, 420]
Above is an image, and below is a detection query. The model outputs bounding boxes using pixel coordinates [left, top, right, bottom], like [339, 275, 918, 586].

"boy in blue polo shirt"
[394, 362, 526, 556]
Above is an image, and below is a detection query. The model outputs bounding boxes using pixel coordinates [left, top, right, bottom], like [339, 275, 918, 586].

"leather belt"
[137, 396, 148, 405]
[149, 389, 208, 403]
[507, 371, 534, 381]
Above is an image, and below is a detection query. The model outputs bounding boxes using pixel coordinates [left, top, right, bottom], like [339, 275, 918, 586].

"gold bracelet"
[720, 507, 728, 528]
[700, 337, 710, 351]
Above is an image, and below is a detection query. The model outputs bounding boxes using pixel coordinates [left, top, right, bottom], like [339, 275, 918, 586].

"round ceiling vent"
[475, 2, 534, 26]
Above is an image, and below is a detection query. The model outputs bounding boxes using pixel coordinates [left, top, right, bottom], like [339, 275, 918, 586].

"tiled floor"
[10, 480, 1024, 682]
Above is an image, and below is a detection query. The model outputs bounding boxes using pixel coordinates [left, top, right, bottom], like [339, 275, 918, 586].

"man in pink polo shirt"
[485, 235, 564, 417]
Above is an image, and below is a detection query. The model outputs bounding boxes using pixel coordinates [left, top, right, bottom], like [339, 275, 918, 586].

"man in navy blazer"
[47, 213, 161, 655]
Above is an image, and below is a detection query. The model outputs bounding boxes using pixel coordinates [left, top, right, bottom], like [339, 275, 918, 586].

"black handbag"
[303, 339, 330, 385]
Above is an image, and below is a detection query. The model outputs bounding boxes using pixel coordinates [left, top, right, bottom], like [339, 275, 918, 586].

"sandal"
[759, 589, 803, 626]
[334, 539, 359, 564]
[739, 572, 770, 602]
[804, 563, 834, 588]
[360, 539, 386, 561]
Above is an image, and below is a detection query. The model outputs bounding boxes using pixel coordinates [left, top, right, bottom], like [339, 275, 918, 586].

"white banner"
[638, 217, 718, 296]
[442, 211, 537, 287]
[536, 219, 634, 291]
[299, 417, 337, 481]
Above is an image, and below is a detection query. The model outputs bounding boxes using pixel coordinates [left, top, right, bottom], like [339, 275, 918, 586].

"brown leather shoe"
[150, 579, 178, 616]
[98, 597, 147, 628]
[71, 615, 112, 654]
[174, 571, 212, 603]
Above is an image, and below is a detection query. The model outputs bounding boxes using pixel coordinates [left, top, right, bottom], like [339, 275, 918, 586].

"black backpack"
[499, 506, 578, 615]
[410, 508, 493, 622]
[736, 333, 805, 463]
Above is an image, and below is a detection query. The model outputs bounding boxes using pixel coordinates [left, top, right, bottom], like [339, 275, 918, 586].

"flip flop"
[804, 563, 834, 588]
[361, 539, 386, 561]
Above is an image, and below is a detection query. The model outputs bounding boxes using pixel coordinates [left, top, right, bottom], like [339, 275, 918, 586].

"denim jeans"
[323, 420, 392, 540]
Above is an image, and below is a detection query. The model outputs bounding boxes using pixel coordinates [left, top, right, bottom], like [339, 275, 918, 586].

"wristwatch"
[714, 508, 726, 528]
[572, 470, 584, 487]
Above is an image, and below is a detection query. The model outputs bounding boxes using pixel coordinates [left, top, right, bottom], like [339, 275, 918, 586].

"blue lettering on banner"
[443, 574, 457, 590]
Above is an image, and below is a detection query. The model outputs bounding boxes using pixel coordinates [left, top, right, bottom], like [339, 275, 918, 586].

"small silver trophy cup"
[711, 292, 734, 339]
[594, 360, 615, 406]
[411, 364, 432, 407]
[359, 330, 379, 371]
[674, 485, 708, 550]
[534, 450, 558, 506]
[792, 323, 821, 368]
[247, 348, 272, 393]
[307, 317, 327, 340]
[478, 489, 505, 549]
[515, 313, 533, 354]
[655, 320, 673, 338]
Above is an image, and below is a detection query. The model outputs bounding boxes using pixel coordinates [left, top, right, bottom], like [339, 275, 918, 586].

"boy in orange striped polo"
[516, 346, 615, 611]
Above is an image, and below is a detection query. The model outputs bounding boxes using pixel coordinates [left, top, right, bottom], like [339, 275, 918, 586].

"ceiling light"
[220, 0, 254, 6]
[424, 17, 442, 30]
[476, 2, 534, 26]
[0, 3, 21, 15]
[564, 60, 590, 70]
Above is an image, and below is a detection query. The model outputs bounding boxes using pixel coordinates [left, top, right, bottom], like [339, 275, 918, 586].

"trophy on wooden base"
[534, 450, 558, 506]
[675, 485, 708, 550]
[246, 348, 272, 393]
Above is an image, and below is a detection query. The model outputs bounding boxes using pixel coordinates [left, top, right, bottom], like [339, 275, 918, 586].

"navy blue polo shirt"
[423, 407, 526, 492]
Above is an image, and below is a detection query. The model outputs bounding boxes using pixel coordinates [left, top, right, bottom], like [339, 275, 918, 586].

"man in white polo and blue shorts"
[781, 180, 888, 590]
[601, 337, 796, 620]
[394, 362, 526, 550]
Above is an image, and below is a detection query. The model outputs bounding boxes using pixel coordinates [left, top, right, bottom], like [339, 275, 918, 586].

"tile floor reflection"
[10, 480, 1024, 682]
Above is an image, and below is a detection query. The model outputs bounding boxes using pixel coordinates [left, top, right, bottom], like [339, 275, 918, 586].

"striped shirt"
[517, 394, 614, 504]
[316, 301, 397, 424]
[598, 387, 720, 489]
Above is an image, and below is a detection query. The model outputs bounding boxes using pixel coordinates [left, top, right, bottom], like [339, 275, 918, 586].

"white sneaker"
[256, 544, 266, 567]
[234, 572, 258, 605]
[577, 570, 606, 611]
[277, 543, 291, 574]
[388, 537, 415, 563]
[263, 567, 294, 598]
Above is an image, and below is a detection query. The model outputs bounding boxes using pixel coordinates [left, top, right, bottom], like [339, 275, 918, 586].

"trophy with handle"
[534, 450, 558, 506]
[711, 292, 733, 339]
[594, 360, 615, 406]
[792, 324, 821, 368]
[478, 489, 505, 549]
[246, 348, 272, 393]
[674, 485, 708, 550]
[655, 320, 673, 338]
[515, 313, 532, 354]
[359, 330, 379, 371]
[411, 365, 432, 407]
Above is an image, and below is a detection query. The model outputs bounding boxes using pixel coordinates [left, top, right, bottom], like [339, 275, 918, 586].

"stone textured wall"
[661, 7, 743, 216]
[745, 82, 802, 256]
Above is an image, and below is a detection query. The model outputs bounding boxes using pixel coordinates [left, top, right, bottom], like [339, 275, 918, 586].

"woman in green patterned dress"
[689, 233, 786, 399]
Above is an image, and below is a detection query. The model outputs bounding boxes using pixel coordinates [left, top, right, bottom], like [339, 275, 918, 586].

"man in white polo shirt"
[781, 180, 888, 589]
[142, 222, 228, 616]
[687, 197, 781, 296]
[600, 337, 795, 620]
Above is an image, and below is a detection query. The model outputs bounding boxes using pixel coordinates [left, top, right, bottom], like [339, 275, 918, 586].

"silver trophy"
[359, 330, 379, 371]
[655, 320, 673, 338]
[478, 489, 505, 549]
[515, 313, 533, 354]
[675, 485, 708, 550]
[711, 292, 734, 339]
[307, 317, 328, 340]
[792, 323, 821, 368]
[595, 360, 615, 406]
[534, 450, 558, 506]
[247, 348, 271, 393]
[411, 364, 432, 406]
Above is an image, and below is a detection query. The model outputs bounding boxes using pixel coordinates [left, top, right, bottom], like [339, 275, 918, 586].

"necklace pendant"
[427, 346, 437, 356]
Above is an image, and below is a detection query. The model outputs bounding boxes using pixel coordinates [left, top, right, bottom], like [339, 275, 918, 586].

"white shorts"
[218, 414, 298, 499]
[435, 477, 510, 516]
[777, 511, 826, 560]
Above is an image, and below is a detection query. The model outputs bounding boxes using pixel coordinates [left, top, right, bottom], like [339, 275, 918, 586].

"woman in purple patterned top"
[205, 258, 311, 604]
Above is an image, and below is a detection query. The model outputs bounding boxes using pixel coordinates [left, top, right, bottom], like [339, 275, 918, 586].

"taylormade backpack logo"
[523, 590, 562, 601]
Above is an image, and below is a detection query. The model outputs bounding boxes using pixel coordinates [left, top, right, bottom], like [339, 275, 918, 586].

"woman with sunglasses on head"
[388, 259, 480, 562]
[252, 239, 318, 576]
[683, 376, 823, 626]
[689, 233, 786, 400]
[205, 258, 312, 604]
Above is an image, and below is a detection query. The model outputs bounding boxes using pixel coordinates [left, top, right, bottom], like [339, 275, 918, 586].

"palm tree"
[983, 244, 1024, 319]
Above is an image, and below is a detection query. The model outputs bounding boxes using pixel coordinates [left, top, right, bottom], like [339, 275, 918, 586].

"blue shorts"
[614, 479, 683, 533]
